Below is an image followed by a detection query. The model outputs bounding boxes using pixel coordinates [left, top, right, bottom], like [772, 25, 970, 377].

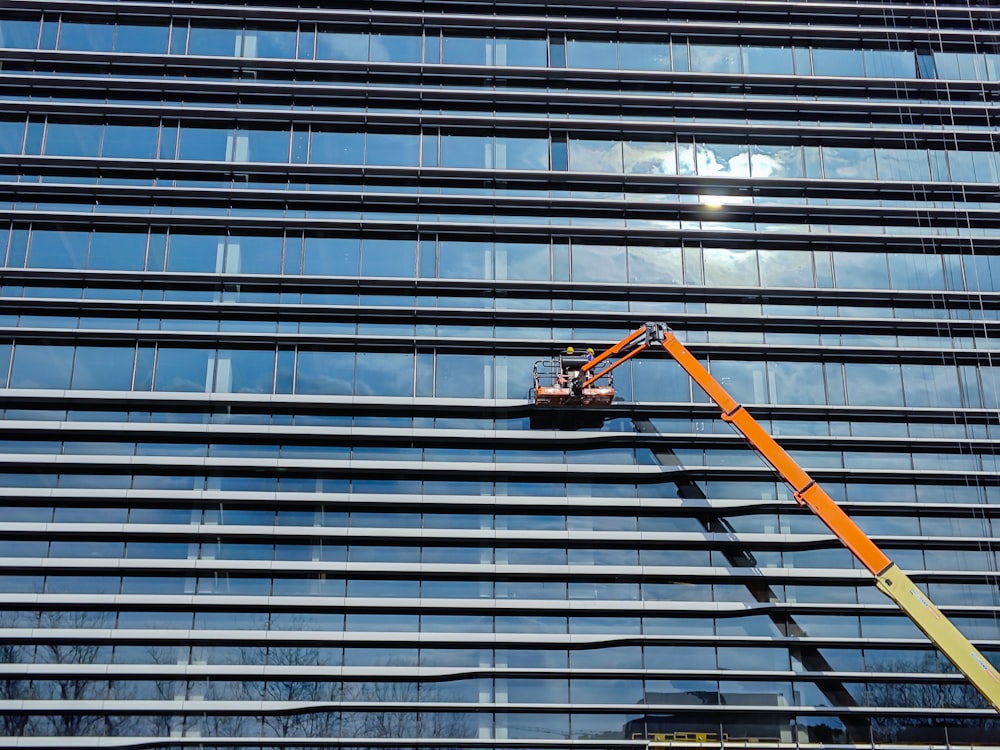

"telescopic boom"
[573, 322, 1000, 712]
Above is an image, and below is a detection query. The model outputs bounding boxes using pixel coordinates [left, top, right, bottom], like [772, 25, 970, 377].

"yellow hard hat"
[586, 348, 595, 354]
[566, 346, 575, 354]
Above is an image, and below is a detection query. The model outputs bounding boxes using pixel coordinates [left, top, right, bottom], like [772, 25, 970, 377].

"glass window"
[440, 135, 493, 168]
[496, 136, 548, 170]
[226, 235, 282, 274]
[436, 353, 493, 398]
[569, 139, 623, 173]
[696, 143, 750, 176]
[627, 245, 682, 284]
[438, 241, 491, 279]
[822, 147, 877, 180]
[44, 121, 101, 157]
[215, 349, 275, 393]
[113, 24, 169, 53]
[0, 118, 24, 153]
[742, 46, 793, 74]
[10, 344, 73, 388]
[356, 352, 413, 397]
[366, 133, 419, 166]
[101, 125, 158, 159]
[619, 41, 670, 71]
[572, 244, 625, 282]
[178, 126, 231, 161]
[244, 129, 290, 162]
[316, 30, 369, 61]
[166, 233, 221, 273]
[295, 350, 354, 395]
[153, 348, 214, 392]
[702, 247, 758, 286]
[370, 33, 421, 63]
[864, 49, 916, 78]
[812, 48, 865, 77]
[875, 148, 930, 182]
[844, 363, 904, 407]
[497, 38, 546, 67]
[624, 141, 676, 175]
[188, 24, 241, 56]
[88, 231, 147, 271]
[566, 38, 617, 69]
[58, 21, 114, 51]
[28, 229, 87, 269]
[303, 236, 359, 275]
[442, 35, 491, 65]
[832, 252, 889, 288]
[750, 144, 803, 178]
[495, 242, 549, 281]
[767, 361, 826, 405]
[249, 27, 297, 59]
[888, 253, 944, 290]
[759, 249, 812, 286]
[902, 364, 962, 408]
[72, 346, 134, 390]
[360, 238, 415, 277]
[0, 19, 39, 48]
[690, 44, 742, 73]
[310, 129, 364, 164]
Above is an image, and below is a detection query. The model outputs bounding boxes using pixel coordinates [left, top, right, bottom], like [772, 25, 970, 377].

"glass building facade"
[1, 0, 1000, 746]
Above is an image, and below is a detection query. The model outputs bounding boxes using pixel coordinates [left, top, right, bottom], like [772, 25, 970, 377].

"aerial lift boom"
[553, 322, 1000, 712]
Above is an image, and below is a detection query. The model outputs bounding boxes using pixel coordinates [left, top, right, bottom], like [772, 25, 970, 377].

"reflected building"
[1, 0, 1000, 747]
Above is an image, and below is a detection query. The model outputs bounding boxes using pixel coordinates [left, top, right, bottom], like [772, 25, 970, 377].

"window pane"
[154, 348, 214, 392]
[58, 21, 114, 51]
[812, 48, 864, 77]
[216, 349, 275, 393]
[822, 147, 877, 180]
[759, 249, 812, 287]
[902, 365, 961, 408]
[572, 244, 625, 282]
[114, 24, 169, 53]
[690, 44, 741, 73]
[296, 350, 354, 395]
[178, 126, 230, 160]
[44, 122, 101, 157]
[833, 252, 889, 288]
[844, 363, 904, 407]
[310, 130, 364, 164]
[167, 234, 220, 272]
[360, 238, 415, 277]
[767, 361, 826, 405]
[569, 139, 623, 173]
[566, 38, 617, 69]
[316, 31, 369, 61]
[742, 46, 793, 74]
[72, 346, 134, 390]
[627, 245, 682, 284]
[303, 236, 359, 275]
[0, 20, 39, 48]
[366, 133, 419, 166]
[101, 125, 158, 159]
[441, 135, 493, 168]
[356, 352, 413, 397]
[28, 229, 87, 269]
[88, 231, 147, 271]
[188, 25, 240, 56]
[619, 41, 670, 71]
[370, 33, 421, 63]
[11, 345, 74, 388]
[442, 35, 491, 65]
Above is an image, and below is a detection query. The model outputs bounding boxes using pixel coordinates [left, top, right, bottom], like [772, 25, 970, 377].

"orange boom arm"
[576, 323, 1000, 712]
